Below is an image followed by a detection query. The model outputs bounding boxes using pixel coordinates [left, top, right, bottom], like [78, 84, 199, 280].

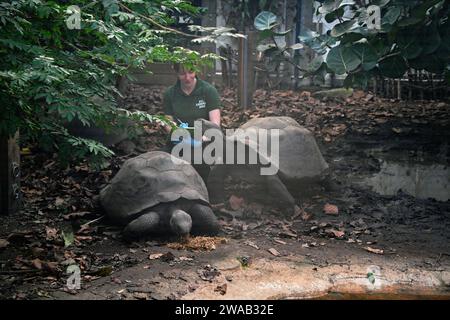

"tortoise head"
[169, 209, 192, 237]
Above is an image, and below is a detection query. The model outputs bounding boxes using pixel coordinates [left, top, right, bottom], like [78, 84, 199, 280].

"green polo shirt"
[163, 78, 221, 127]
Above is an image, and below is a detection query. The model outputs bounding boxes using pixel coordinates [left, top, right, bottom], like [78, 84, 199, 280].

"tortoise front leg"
[123, 211, 160, 240]
[189, 203, 220, 236]
[207, 165, 227, 204]
[265, 175, 297, 212]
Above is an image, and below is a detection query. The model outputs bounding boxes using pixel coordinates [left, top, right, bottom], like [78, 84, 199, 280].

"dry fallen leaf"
[326, 229, 345, 239]
[301, 210, 313, 221]
[293, 205, 312, 221]
[268, 248, 280, 256]
[32, 258, 43, 270]
[167, 236, 227, 251]
[149, 253, 164, 260]
[214, 283, 227, 295]
[324, 204, 339, 215]
[365, 247, 384, 255]
[133, 292, 148, 300]
[229, 195, 245, 211]
[178, 256, 194, 261]
[0, 239, 9, 249]
[45, 226, 58, 241]
[244, 240, 260, 250]
[55, 197, 65, 207]
[62, 212, 90, 220]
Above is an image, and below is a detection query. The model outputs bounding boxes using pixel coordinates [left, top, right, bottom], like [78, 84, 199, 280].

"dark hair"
[173, 63, 195, 73]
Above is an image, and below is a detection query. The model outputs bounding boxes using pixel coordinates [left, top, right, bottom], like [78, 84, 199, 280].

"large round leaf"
[344, 72, 369, 89]
[379, 54, 407, 78]
[382, 6, 401, 25]
[352, 43, 378, 71]
[326, 45, 361, 75]
[397, 16, 423, 27]
[372, 0, 391, 7]
[256, 43, 276, 52]
[397, 30, 423, 59]
[325, 7, 344, 23]
[420, 24, 441, 55]
[331, 20, 356, 37]
[308, 56, 324, 73]
[254, 11, 277, 31]
[341, 32, 364, 44]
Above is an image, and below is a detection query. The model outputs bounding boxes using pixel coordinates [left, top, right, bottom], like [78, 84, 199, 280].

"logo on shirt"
[196, 99, 206, 109]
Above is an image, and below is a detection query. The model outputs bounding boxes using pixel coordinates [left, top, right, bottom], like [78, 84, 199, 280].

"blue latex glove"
[171, 135, 202, 147]
[179, 122, 189, 129]
[171, 121, 201, 147]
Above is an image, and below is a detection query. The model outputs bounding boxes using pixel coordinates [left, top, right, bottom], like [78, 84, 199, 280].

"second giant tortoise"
[199, 117, 330, 210]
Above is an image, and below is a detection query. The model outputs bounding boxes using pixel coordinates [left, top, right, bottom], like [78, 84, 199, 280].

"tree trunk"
[0, 131, 21, 215]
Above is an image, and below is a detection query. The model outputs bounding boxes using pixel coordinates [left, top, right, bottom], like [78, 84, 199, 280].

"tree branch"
[119, 3, 197, 38]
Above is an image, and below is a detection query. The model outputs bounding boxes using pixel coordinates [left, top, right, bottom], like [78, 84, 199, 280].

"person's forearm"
[209, 109, 221, 127]
[163, 115, 175, 134]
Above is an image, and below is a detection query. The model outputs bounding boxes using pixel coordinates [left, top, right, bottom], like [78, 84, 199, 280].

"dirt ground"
[0, 85, 449, 300]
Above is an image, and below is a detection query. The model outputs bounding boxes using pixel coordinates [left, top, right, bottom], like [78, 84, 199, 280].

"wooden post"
[373, 78, 377, 96]
[201, 0, 217, 84]
[219, 47, 230, 87]
[238, 31, 256, 109]
[408, 70, 412, 100]
[0, 131, 21, 215]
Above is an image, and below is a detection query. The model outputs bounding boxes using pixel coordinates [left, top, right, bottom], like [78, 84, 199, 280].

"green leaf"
[318, 0, 339, 15]
[344, 72, 369, 89]
[379, 54, 407, 78]
[397, 30, 423, 59]
[411, 0, 445, 19]
[340, 32, 364, 44]
[258, 29, 275, 41]
[62, 230, 74, 248]
[289, 43, 304, 50]
[339, 0, 356, 8]
[326, 45, 361, 75]
[367, 272, 376, 284]
[420, 24, 441, 55]
[371, 0, 391, 7]
[273, 29, 292, 36]
[256, 43, 277, 52]
[254, 11, 278, 31]
[325, 7, 344, 23]
[382, 6, 401, 25]
[307, 56, 324, 73]
[352, 43, 378, 71]
[397, 16, 423, 27]
[330, 20, 356, 37]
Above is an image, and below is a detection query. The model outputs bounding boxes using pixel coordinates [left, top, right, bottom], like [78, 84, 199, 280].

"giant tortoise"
[196, 117, 330, 211]
[99, 151, 220, 240]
